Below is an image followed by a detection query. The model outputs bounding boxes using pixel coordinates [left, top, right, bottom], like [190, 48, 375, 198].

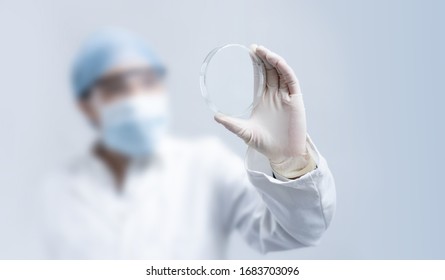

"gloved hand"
[215, 45, 316, 179]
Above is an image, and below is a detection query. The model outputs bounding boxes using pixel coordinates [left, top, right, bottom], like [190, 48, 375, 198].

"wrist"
[269, 148, 317, 179]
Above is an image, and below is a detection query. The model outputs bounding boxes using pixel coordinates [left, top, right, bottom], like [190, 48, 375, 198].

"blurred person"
[38, 28, 336, 259]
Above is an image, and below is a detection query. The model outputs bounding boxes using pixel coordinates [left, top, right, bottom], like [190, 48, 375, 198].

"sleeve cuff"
[245, 134, 321, 182]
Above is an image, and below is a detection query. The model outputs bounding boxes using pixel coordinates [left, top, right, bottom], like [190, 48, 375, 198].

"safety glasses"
[84, 67, 165, 105]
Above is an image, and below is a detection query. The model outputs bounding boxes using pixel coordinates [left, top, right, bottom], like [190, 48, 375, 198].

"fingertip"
[214, 112, 224, 122]
[249, 43, 258, 52]
[256, 45, 266, 55]
[255, 46, 269, 63]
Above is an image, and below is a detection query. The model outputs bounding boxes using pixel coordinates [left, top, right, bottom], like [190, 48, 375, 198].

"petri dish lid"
[200, 44, 265, 118]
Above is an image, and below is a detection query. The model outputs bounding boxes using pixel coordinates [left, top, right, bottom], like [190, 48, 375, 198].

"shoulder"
[41, 152, 97, 195]
[166, 135, 240, 163]
[165, 135, 245, 181]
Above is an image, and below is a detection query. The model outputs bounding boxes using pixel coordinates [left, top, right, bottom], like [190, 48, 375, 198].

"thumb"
[214, 113, 252, 142]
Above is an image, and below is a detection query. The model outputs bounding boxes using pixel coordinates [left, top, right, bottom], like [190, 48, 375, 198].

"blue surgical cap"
[71, 28, 164, 98]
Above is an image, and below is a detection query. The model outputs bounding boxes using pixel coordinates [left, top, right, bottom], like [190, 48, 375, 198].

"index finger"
[275, 58, 301, 96]
[259, 46, 301, 96]
[255, 45, 280, 90]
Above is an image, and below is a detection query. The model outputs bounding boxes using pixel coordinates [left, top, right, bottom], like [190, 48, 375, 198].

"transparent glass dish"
[200, 44, 265, 118]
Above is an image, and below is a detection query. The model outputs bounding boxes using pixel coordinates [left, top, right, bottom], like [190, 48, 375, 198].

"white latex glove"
[215, 45, 316, 179]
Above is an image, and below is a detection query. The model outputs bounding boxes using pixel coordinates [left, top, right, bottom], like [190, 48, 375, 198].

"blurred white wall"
[0, 0, 444, 259]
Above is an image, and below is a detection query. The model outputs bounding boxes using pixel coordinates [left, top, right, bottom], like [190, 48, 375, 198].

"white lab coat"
[38, 135, 336, 259]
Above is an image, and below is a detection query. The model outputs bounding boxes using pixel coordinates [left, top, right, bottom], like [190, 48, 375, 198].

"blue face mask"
[98, 94, 169, 158]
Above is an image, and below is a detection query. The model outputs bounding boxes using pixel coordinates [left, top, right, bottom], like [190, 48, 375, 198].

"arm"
[221, 136, 335, 254]
[214, 45, 336, 253]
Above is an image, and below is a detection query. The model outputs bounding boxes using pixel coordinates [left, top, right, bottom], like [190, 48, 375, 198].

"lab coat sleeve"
[223, 135, 336, 254]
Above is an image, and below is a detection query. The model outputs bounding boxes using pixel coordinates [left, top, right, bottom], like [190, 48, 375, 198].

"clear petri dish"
[200, 44, 265, 118]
